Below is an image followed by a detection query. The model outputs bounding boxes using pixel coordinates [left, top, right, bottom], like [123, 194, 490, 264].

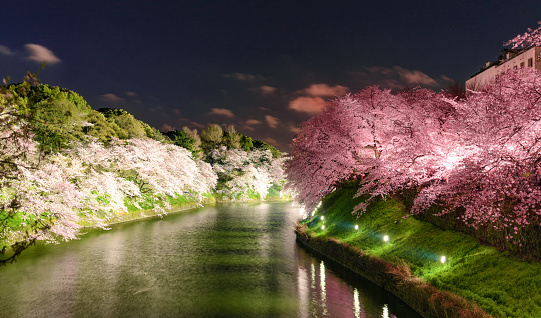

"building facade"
[466, 46, 541, 90]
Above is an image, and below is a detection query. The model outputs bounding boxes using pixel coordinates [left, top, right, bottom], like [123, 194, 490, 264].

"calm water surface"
[0, 202, 421, 317]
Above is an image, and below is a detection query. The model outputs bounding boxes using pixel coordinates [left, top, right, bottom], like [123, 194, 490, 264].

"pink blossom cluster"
[209, 146, 287, 200]
[286, 67, 541, 241]
[506, 21, 541, 49]
[1, 137, 219, 244]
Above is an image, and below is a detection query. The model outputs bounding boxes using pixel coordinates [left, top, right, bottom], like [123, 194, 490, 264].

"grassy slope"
[302, 183, 541, 317]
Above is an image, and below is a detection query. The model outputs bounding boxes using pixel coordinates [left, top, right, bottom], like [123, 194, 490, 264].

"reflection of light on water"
[354, 288, 361, 318]
[382, 303, 389, 318]
[311, 263, 315, 289]
[320, 260, 327, 315]
[298, 266, 309, 318]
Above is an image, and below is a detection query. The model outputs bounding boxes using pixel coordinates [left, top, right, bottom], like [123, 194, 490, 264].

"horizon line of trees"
[162, 124, 281, 160]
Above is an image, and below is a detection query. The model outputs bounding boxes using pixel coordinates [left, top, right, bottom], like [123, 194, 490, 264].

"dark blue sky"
[2, 0, 540, 151]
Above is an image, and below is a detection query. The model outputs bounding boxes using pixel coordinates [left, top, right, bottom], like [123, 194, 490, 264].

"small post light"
[354, 224, 359, 232]
[321, 216, 324, 221]
[321, 225, 325, 230]
[383, 235, 389, 243]
[441, 256, 446, 264]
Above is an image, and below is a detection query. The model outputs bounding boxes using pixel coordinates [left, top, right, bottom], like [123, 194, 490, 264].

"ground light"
[320, 216, 324, 221]
[441, 256, 446, 264]
[321, 225, 325, 230]
[383, 235, 389, 243]
[354, 224, 359, 232]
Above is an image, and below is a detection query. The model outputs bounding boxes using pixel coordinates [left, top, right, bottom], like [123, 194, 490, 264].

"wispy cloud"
[242, 119, 262, 131]
[258, 85, 276, 95]
[289, 96, 327, 114]
[393, 66, 438, 86]
[24, 44, 61, 64]
[160, 123, 175, 132]
[208, 107, 235, 118]
[301, 83, 349, 97]
[361, 66, 439, 88]
[288, 83, 348, 115]
[0, 45, 14, 56]
[245, 119, 262, 126]
[263, 137, 278, 147]
[178, 118, 205, 129]
[100, 93, 123, 103]
[288, 124, 301, 134]
[265, 115, 280, 128]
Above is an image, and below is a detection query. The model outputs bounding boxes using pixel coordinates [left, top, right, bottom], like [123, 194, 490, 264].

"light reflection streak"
[320, 260, 327, 315]
[311, 262, 315, 289]
[382, 303, 389, 318]
[353, 288, 361, 318]
[298, 266, 309, 318]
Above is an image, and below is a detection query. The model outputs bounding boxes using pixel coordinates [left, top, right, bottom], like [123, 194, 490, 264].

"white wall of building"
[466, 46, 541, 91]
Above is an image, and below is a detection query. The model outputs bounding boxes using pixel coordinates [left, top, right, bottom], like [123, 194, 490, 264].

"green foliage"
[4, 83, 93, 152]
[2, 81, 165, 151]
[98, 108, 146, 139]
[200, 124, 223, 150]
[266, 182, 283, 198]
[141, 122, 165, 141]
[83, 110, 123, 142]
[185, 123, 281, 159]
[223, 125, 242, 149]
[303, 185, 541, 317]
[31, 98, 88, 152]
[240, 135, 254, 152]
[164, 130, 197, 153]
[253, 139, 281, 158]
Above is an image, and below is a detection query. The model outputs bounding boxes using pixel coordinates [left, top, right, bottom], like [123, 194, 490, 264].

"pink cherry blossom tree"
[506, 21, 541, 49]
[286, 66, 541, 251]
[412, 68, 541, 246]
[285, 86, 458, 213]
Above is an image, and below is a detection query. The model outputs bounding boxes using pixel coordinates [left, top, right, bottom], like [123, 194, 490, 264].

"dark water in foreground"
[0, 202, 421, 317]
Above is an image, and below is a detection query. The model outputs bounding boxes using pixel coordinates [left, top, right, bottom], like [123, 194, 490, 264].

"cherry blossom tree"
[1, 135, 219, 264]
[412, 68, 541, 243]
[506, 21, 541, 49]
[209, 146, 286, 200]
[286, 65, 541, 250]
[285, 86, 458, 213]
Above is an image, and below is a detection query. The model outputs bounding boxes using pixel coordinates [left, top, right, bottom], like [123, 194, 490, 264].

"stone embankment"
[295, 225, 489, 318]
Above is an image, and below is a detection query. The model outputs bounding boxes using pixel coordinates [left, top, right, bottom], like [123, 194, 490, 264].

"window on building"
[528, 58, 533, 67]
[521, 62, 525, 68]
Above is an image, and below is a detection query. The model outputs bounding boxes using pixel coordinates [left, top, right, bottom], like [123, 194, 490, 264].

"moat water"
[0, 202, 420, 317]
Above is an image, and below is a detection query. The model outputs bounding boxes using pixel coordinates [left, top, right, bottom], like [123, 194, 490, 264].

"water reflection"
[383, 303, 390, 318]
[320, 261, 327, 315]
[295, 239, 418, 317]
[0, 203, 420, 318]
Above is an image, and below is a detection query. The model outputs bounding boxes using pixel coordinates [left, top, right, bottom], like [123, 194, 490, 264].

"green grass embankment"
[78, 193, 217, 227]
[300, 183, 541, 317]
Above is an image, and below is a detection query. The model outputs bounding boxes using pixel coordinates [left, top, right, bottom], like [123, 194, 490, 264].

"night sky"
[2, 0, 540, 151]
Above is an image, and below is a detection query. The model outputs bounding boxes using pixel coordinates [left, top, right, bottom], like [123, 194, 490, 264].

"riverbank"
[82, 193, 293, 228]
[80, 194, 217, 228]
[295, 226, 486, 318]
[298, 183, 541, 317]
[1, 192, 291, 258]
